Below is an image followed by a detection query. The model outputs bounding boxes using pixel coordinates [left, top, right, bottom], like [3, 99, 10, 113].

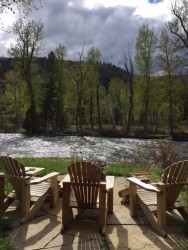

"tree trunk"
[96, 85, 102, 132]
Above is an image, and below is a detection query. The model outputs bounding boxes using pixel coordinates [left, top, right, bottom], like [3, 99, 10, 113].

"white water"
[0, 133, 187, 163]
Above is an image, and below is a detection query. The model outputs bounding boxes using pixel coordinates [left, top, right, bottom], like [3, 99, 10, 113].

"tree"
[108, 78, 127, 129]
[86, 46, 101, 131]
[70, 44, 89, 136]
[157, 28, 181, 136]
[40, 51, 57, 132]
[166, 0, 188, 126]
[0, 0, 41, 15]
[0, 0, 42, 30]
[123, 45, 135, 134]
[8, 18, 45, 134]
[54, 43, 67, 131]
[4, 69, 28, 130]
[135, 23, 158, 134]
[167, 0, 188, 52]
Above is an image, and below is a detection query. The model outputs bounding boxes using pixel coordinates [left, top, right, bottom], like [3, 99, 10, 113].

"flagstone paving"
[6, 177, 188, 249]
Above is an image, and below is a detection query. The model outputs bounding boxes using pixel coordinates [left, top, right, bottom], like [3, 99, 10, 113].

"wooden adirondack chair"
[0, 156, 59, 223]
[61, 161, 108, 233]
[127, 160, 188, 237]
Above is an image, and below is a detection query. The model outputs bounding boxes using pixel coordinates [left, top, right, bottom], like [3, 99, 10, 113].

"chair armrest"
[0, 172, 31, 180]
[106, 176, 114, 191]
[127, 177, 161, 193]
[30, 172, 59, 184]
[59, 174, 70, 188]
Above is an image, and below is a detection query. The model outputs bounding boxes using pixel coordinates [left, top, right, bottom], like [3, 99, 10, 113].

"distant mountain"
[0, 57, 13, 80]
[98, 62, 128, 89]
[0, 57, 128, 90]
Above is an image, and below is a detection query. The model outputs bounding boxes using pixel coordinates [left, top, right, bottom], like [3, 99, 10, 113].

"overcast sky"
[0, 0, 172, 67]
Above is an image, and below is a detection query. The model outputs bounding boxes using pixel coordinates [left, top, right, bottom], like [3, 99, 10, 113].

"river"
[0, 133, 187, 164]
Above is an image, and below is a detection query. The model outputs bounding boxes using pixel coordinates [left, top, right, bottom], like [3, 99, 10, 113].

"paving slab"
[4, 176, 188, 250]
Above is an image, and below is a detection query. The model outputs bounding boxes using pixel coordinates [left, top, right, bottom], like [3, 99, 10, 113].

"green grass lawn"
[16, 157, 164, 182]
[16, 157, 188, 210]
[16, 157, 71, 175]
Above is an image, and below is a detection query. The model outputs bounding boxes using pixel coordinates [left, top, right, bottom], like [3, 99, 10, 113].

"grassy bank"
[17, 157, 188, 207]
[16, 157, 164, 182]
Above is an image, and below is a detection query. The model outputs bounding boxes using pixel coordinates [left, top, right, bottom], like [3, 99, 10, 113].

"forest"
[0, 1, 188, 139]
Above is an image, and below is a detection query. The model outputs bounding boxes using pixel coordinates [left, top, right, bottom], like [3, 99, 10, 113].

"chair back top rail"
[0, 156, 27, 197]
[68, 161, 101, 183]
[163, 160, 188, 206]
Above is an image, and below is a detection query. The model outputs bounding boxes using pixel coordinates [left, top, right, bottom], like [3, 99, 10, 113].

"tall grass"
[16, 157, 72, 175]
[0, 211, 15, 250]
[104, 163, 163, 181]
[16, 157, 164, 181]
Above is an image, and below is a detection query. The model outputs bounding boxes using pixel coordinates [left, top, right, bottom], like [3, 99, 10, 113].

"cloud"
[148, 0, 164, 3]
[0, 0, 171, 67]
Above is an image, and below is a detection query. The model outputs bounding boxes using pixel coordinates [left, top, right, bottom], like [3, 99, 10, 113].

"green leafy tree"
[8, 18, 45, 134]
[166, 0, 188, 124]
[157, 28, 181, 135]
[135, 23, 158, 134]
[54, 43, 68, 131]
[40, 51, 57, 132]
[123, 45, 135, 134]
[69, 45, 89, 135]
[108, 77, 128, 129]
[86, 46, 101, 131]
[4, 69, 28, 130]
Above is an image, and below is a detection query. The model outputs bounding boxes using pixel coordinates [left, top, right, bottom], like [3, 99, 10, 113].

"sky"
[0, 0, 172, 67]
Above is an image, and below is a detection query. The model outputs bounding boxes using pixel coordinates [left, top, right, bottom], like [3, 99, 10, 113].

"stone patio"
[5, 177, 188, 249]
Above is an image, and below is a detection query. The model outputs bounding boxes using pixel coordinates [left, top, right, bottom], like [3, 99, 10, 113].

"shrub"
[127, 139, 180, 168]
[0, 211, 15, 250]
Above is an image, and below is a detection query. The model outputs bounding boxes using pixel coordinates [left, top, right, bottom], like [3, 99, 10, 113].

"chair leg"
[177, 207, 188, 221]
[156, 187, 166, 231]
[21, 182, 30, 217]
[21, 191, 49, 224]
[50, 176, 58, 208]
[118, 187, 130, 204]
[2, 197, 14, 211]
[62, 184, 71, 231]
[107, 188, 113, 214]
[99, 188, 107, 233]
[139, 199, 167, 238]
[129, 182, 137, 217]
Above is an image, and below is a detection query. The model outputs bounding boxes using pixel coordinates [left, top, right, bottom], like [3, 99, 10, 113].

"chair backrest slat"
[68, 161, 101, 183]
[67, 161, 104, 208]
[162, 160, 188, 206]
[69, 182, 105, 208]
[0, 156, 27, 198]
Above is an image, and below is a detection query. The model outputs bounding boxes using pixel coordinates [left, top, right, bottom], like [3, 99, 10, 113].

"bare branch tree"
[123, 45, 135, 134]
[166, 0, 188, 50]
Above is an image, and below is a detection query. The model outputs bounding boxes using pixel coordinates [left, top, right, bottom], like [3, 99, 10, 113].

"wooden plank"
[127, 177, 160, 192]
[129, 182, 137, 217]
[0, 176, 4, 209]
[82, 162, 87, 182]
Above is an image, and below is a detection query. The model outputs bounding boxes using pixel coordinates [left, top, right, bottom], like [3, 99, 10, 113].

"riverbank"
[54, 128, 188, 141]
[1, 133, 187, 163]
[1, 125, 188, 141]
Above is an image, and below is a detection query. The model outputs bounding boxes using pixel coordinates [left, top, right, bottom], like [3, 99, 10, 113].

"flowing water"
[0, 133, 187, 163]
